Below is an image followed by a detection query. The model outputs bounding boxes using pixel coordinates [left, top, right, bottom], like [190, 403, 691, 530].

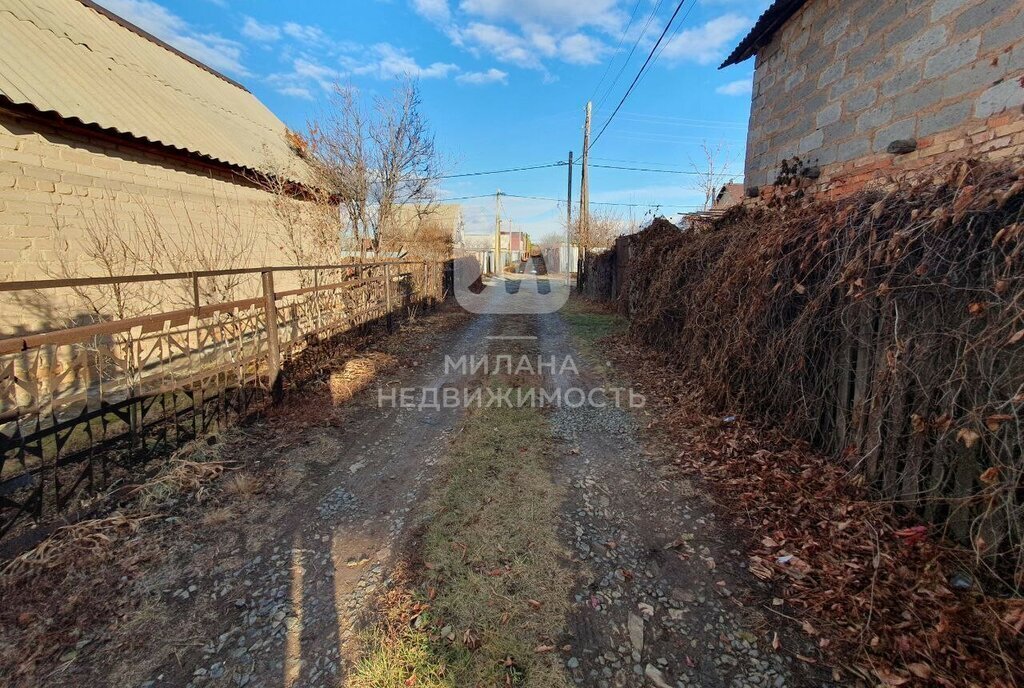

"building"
[713, 183, 745, 209]
[723, 0, 1024, 197]
[391, 203, 464, 259]
[0, 0, 312, 285]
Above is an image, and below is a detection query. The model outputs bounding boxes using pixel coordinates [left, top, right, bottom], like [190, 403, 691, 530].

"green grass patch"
[349, 385, 572, 688]
[561, 299, 625, 347]
[560, 297, 626, 384]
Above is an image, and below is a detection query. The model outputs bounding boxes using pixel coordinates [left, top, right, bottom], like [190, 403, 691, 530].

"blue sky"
[98, 0, 769, 238]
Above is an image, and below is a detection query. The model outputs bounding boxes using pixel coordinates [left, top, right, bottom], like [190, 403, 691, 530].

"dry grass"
[350, 384, 572, 688]
[221, 472, 261, 499]
[328, 352, 397, 404]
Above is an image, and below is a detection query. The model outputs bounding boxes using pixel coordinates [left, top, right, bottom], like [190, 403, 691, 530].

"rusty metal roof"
[0, 0, 301, 174]
[720, 0, 807, 69]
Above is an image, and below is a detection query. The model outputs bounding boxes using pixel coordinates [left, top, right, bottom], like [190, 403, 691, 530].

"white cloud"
[98, 0, 249, 75]
[458, 0, 622, 32]
[277, 85, 314, 100]
[241, 17, 281, 42]
[344, 43, 459, 80]
[267, 57, 341, 95]
[453, 22, 541, 68]
[282, 22, 328, 44]
[716, 78, 752, 96]
[558, 33, 606, 65]
[456, 68, 508, 84]
[424, 0, 621, 70]
[412, 0, 451, 24]
[659, 14, 750, 65]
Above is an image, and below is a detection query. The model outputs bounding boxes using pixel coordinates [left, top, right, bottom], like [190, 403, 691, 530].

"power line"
[588, 0, 644, 104]
[618, 112, 749, 128]
[572, 161, 742, 178]
[499, 192, 702, 209]
[441, 191, 696, 209]
[634, 0, 698, 93]
[437, 162, 566, 179]
[595, 0, 666, 114]
[590, 0, 694, 151]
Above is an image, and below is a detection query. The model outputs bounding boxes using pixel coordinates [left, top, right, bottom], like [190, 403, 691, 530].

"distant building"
[723, 0, 1024, 197]
[0, 0, 311, 283]
[713, 183, 745, 209]
[391, 204, 463, 259]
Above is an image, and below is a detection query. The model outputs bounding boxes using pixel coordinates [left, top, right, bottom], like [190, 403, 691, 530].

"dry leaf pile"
[589, 157, 1024, 687]
[611, 338, 1023, 687]
[613, 158, 1023, 581]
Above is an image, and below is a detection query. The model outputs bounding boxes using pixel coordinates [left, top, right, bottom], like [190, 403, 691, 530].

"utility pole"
[566, 150, 573, 286]
[493, 189, 502, 274]
[579, 101, 592, 285]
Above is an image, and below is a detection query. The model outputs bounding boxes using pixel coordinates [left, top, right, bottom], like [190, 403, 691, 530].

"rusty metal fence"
[0, 260, 444, 539]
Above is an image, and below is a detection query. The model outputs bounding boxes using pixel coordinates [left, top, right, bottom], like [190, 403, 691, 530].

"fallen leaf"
[985, 414, 1013, 432]
[907, 662, 932, 679]
[957, 428, 981, 449]
[873, 667, 911, 686]
[533, 645, 555, 654]
[979, 466, 1000, 484]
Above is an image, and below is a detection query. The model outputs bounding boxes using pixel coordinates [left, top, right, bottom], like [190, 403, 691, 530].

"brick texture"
[743, 0, 1024, 195]
[0, 112, 323, 332]
[0, 112, 311, 283]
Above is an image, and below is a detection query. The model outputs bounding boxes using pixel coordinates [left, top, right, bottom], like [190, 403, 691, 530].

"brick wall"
[744, 0, 1024, 196]
[0, 111, 309, 282]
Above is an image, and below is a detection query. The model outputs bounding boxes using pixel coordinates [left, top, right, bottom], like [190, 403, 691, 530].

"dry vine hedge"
[620, 160, 1024, 584]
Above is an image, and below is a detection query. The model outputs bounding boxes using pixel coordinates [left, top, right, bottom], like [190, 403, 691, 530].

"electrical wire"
[589, 0, 694, 151]
[588, 0, 644, 104]
[437, 162, 567, 179]
[595, 0, 666, 114]
[633, 0, 698, 92]
[571, 161, 743, 178]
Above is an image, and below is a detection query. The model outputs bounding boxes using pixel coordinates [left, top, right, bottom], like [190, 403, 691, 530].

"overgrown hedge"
[616, 159, 1024, 582]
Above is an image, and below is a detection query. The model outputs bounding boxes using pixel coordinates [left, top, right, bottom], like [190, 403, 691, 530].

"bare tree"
[254, 169, 339, 275]
[305, 80, 442, 260]
[536, 232, 566, 249]
[690, 141, 737, 211]
[570, 207, 628, 253]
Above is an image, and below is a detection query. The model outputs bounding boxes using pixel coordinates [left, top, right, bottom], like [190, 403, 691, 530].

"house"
[0, 0, 312, 285]
[391, 203, 464, 259]
[713, 182, 745, 209]
[723, 0, 1024, 197]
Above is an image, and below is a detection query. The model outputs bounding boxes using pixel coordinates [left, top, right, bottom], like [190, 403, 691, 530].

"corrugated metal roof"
[720, 0, 808, 69]
[0, 0, 301, 175]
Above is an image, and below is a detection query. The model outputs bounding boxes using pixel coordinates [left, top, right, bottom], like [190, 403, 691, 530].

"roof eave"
[718, 0, 809, 69]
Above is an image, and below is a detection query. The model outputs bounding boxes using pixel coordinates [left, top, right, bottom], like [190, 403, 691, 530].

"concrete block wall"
[744, 0, 1024, 196]
[0, 111, 304, 282]
[0, 111, 323, 332]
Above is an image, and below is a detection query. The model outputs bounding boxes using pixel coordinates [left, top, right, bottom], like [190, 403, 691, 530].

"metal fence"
[0, 260, 444, 540]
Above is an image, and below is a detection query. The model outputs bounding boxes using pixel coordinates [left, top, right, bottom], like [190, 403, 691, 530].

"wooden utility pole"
[566, 150, 573, 285]
[579, 101, 592, 284]
[493, 190, 502, 274]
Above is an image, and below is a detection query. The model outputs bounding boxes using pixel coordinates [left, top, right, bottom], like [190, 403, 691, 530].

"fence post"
[261, 270, 283, 402]
[423, 261, 430, 310]
[191, 273, 200, 316]
[384, 264, 394, 332]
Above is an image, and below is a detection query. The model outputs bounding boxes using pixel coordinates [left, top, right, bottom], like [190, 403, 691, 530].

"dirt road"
[1, 278, 836, 688]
